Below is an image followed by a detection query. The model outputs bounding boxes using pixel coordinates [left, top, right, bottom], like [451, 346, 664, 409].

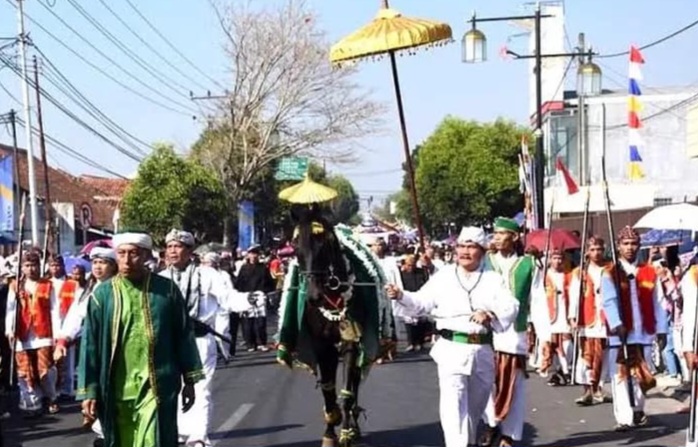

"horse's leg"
[339, 342, 361, 447]
[348, 364, 364, 439]
[317, 342, 341, 447]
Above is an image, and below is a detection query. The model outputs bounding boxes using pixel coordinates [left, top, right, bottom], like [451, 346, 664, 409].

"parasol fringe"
[331, 38, 454, 69]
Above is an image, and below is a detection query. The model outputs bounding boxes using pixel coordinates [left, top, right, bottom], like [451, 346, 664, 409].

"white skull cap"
[457, 226, 488, 249]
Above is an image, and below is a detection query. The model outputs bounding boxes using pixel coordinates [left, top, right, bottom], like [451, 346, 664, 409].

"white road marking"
[217, 403, 255, 433]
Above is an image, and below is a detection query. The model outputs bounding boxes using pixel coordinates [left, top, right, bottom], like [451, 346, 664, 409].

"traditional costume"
[540, 252, 573, 382]
[51, 257, 84, 398]
[78, 232, 205, 447]
[161, 229, 252, 447]
[604, 226, 667, 430]
[4, 251, 59, 413]
[57, 247, 117, 444]
[568, 258, 613, 404]
[482, 217, 547, 446]
[393, 227, 519, 447]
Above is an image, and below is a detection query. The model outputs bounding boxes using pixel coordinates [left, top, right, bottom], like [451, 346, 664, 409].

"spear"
[600, 103, 635, 408]
[9, 193, 27, 387]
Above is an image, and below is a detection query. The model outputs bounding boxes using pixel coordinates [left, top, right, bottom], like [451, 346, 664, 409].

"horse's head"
[291, 204, 349, 305]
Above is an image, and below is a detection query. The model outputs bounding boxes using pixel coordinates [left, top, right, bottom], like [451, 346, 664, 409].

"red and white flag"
[555, 157, 579, 195]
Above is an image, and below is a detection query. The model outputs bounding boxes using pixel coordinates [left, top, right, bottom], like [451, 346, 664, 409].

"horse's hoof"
[321, 436, 337, 447]
[339, 428, 357, 446]
[324, 407, 342, 426]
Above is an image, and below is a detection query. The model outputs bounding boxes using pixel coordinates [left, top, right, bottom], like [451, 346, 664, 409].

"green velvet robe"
[276, 226, 394, 375]
[77, 273, 204, 447]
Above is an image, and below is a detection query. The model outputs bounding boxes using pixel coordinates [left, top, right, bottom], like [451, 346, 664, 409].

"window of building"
[653, 197, 672, 206]
[546, 110, 578, 184]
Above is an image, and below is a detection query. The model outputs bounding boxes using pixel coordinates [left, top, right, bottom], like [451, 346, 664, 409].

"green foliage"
[121, 143, 226, 245]
[399, 117, 526, 231]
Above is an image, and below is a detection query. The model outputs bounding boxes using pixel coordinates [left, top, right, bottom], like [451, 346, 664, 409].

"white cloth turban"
[165, 229, 195, 247]
[90, 247, 116, 262]
[457, 226, 488, 249]
[112, 232, 153, 250]
[203, 252, 221, 264]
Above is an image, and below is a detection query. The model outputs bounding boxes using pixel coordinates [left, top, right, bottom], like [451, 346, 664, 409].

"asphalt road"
[1, 346, 691, 447]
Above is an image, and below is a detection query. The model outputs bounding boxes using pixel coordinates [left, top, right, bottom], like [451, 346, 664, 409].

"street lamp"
[461, 17, 486, 63]
[577, 53, 602, 97]
[461, 5, 597, 230]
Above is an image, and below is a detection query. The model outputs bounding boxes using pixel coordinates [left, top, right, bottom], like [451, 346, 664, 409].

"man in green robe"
[78, 232, 205, 447]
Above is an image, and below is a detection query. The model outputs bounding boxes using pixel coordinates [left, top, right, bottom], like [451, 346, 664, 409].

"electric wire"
[97, 0, 211, 92]
[2, 0, 192, 116]
[598, 18, 698, 59]
[61, 0, 193, 97]
[21, 0, 198, 115]
[33, 0, 197, 113]
[0, 52, 144, 162]
[34, 45, 152, 153]
[123, 0, 226, 90]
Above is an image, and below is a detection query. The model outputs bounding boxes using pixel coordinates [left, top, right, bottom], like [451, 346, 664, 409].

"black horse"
[292, 204, 365, 447]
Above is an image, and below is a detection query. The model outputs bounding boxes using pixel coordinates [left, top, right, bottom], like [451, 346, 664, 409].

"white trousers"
[686, 415, 698, 447]
[58, 345, 76, 397]
[608, 347, 645, 426]
[92, 419, 103, 438]
[484, 369, 527, 441]
[179, 335, 217, 447]
[18, 365, 57, 412]
[215, 311, 231, 359]
[437, 357, 494, 447]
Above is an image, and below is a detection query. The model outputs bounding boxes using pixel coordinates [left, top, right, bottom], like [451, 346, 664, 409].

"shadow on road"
[533, 411, 685, 447]
[211, 423, 304, 440]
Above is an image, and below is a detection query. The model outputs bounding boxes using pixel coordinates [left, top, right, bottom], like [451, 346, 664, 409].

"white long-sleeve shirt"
[5, 280, 60, 352]
[568, 263, 610, 338]
[681, 266, 698, 353]
[58, 281, 100, 341]
[393, 263, 519, 371]
[604, 260, 667, 347]
[160, 264, 252, 327]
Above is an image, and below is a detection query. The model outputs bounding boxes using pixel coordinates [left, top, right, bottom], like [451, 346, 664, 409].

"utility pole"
[16, 0, 39, 244]
[33, 55, 54, 257]
[577, 33, 588, 186]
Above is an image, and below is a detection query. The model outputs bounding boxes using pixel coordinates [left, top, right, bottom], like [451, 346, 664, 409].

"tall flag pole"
[519, 135, 536, 231]
[628, 46, 645, 180]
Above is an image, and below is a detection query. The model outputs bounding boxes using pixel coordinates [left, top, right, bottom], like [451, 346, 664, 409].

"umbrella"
[525, 229, 581, 252]
[194, 242, 228, 255]
[634, 203, 698, 231]
[330, 0, 452, 250]
[79, 239, 113, 256]
[278, 173, 338, 204]
[640, 229, 691, 247]
[64, 255, 91, 272]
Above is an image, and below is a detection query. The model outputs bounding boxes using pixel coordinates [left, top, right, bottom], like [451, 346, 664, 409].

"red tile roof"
[79, 175, 131, 200]
[0, 144, 119, 229]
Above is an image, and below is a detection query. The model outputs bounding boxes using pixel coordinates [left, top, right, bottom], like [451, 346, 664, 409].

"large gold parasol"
[330, 0, 452, 249]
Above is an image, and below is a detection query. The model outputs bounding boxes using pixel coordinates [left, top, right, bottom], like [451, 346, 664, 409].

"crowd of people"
[0, 217, 697, 447]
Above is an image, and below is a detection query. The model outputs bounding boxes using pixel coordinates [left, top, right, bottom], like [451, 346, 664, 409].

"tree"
[121, 144, 226, 245]
[411, 117, 526, 231]
[326, 174, 360, 225]
[192, 0, 384, 245]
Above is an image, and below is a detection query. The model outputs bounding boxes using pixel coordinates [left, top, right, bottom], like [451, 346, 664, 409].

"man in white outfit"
[386, 227, 519, 447]
[681, 257, 698, 447]
[162, 229, 253, 447]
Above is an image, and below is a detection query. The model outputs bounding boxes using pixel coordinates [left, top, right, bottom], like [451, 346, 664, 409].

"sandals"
[48, 402, 60, 414]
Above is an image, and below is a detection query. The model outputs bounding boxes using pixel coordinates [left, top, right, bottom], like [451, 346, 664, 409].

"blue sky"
[0, 0, 696, 205]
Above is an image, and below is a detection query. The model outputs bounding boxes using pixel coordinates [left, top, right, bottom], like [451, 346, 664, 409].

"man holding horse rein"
[386, 226, 520, 447]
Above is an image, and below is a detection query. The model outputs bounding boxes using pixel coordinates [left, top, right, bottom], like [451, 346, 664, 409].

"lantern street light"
[461, 5, 598, 230]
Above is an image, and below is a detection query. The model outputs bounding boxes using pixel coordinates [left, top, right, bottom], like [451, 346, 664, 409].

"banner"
[0, 155, 13, 235]
[237, 200, 255, 250]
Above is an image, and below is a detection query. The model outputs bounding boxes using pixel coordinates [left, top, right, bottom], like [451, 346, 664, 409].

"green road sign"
[275, 156, 308, 181]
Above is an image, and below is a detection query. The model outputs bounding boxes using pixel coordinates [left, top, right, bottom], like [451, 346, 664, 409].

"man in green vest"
[78, 231, 205, 447]
[479, 217, 548, 447]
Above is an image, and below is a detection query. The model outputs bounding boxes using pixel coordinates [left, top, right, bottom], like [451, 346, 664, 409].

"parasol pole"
[379, 0, 426, 250]
[388, 51, 426, 250]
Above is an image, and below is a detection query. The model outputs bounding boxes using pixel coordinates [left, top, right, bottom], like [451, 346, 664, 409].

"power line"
[598, 18, 698, 59]
[0, 52, 144, 162]
[22, 0, 199, 114]
[123, 0, 225, 90]
[96, 0, 211, 92]
[34, 46, 152, 153]
[62, 0, 194, 97]
[2, 0, 193, 116]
